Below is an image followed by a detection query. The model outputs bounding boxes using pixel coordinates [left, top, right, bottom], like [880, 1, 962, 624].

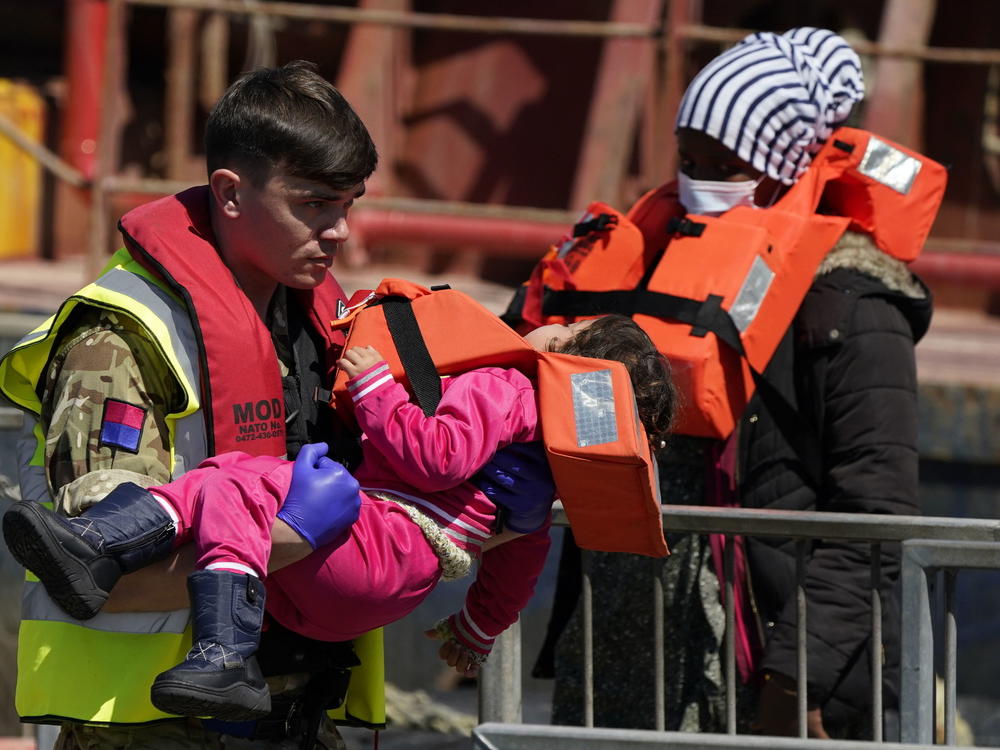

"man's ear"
[209, 169, 241, 218]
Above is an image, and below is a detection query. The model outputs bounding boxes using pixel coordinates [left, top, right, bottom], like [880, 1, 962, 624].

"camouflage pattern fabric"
[37, 297, 287, 749]
[40, 305, 184, 507]
[54, 721, 222, 750]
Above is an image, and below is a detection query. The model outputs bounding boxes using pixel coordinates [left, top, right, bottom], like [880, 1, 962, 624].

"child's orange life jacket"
[505, 127, 947, 439]
[330, 279, 668, 558]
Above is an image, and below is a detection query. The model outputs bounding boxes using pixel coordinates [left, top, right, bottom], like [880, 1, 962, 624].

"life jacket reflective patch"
[507, 127, 947, 439]
[331, 278, 667, 558]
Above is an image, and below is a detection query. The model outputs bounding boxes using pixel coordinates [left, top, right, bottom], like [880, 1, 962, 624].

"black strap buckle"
[572, 213, 618, 237]
[666, 216, 706, 237]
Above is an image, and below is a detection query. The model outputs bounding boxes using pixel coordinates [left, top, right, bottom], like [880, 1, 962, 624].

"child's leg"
[2, 482, 178, 620]
[0, 451, 289, 621]
[144, 455, 292, 721]
[150, 569, 270, 721]
[151, 453, 292, 577]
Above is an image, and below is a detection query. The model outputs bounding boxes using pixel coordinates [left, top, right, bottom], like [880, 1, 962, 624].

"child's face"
[524, 319, 595, 352]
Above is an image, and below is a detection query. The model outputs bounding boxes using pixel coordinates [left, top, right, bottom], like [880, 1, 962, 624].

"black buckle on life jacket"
[690, 294, 725, 338]
[572, 213, 618, 237]
[833, 139, 855, 154]
[666, 216, 706, 237]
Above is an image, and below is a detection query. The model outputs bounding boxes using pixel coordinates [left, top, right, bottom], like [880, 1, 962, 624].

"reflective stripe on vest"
[0, 253, 206, 724]
[1, 250, 386, 728]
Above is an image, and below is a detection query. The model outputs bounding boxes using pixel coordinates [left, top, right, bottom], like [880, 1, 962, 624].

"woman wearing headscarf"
[538, 27, 935, 738]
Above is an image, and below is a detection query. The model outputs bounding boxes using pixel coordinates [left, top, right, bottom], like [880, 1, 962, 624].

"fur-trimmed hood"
[808, 230, 933, 343]
[817, 230, 927, 300]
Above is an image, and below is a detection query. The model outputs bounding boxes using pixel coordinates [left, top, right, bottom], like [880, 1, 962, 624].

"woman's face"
[676, 128, 761, 182]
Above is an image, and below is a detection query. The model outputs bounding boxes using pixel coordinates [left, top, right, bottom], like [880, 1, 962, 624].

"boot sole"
[2, 503, 109, 620]
[151, 678, 271, 721]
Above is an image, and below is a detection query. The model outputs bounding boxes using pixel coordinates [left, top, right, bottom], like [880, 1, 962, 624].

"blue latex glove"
[472, 441, 555, 533]
[276, 442, 361, 549]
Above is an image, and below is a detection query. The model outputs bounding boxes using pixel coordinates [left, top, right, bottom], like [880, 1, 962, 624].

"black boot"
[151, 570, 271, 721]
[2, 483, 175, 620]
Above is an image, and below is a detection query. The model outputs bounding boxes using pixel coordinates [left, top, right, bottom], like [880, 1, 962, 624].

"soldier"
[1, 61, 377, 750]
[3, 59, 554, 750]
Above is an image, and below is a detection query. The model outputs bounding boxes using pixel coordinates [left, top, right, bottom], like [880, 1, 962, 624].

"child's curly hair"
[553, 314, 676, 455]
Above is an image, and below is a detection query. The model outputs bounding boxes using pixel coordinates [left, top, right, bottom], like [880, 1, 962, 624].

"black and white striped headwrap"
[676, 27, 864, 185]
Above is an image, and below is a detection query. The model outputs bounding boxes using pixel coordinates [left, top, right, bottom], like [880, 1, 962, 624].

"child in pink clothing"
[4, 314, 676, 722]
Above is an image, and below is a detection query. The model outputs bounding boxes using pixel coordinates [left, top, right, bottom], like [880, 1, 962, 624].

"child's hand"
[424, 628, 483, 678]
[338, 345, 384, 379]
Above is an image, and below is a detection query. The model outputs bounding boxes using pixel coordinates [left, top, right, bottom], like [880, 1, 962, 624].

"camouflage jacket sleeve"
[39, 305, 186, 513]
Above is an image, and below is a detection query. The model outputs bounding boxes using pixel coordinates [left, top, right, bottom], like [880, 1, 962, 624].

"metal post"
[88, 0, 126, 275]
[568, 0, 664, 210]
[795, 539, 807, 738]
[944, 571, 957, 745]
[478, 621, 522, 724]
[658, 0, 703, 182]
[165, 6, 198, 179]
[582, 550, 594, 728]
[871, 542, 883, 742]
[724, 536, 736, 734]
[653, 557, 665, 732]
[199, 11, 229, 109]
[862, 0, 937, 149]
[61, 0, 107, 179]
[900, 542, 935, 744]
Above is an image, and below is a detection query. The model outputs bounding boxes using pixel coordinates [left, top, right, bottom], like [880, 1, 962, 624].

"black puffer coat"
[738, 233, 933, 733]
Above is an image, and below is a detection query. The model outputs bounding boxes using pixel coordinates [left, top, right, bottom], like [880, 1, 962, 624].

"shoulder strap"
[380, 296, 442, 417]
[545, 286, 822, 488]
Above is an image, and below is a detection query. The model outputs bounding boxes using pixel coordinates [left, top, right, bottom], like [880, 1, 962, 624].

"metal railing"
[899, 540, 1000, 744]
[472, 723, 986, 750]
[478, 504, 1000, 746]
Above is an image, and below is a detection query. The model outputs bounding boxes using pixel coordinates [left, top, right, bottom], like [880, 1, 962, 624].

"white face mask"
[677, 172, 763, 217]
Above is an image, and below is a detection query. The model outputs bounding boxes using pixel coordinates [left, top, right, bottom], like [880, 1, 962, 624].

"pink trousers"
[151, 452, 442, 641]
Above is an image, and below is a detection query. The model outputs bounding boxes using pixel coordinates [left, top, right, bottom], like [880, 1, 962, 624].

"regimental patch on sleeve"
[99, 399, 146, 453]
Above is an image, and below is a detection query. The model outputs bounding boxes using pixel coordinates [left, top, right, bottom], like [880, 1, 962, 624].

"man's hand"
[338, 346, 384, 379]
[276, 442, 361, 549]
[752, 671, 830, 738]
[473, 441, 555, 534]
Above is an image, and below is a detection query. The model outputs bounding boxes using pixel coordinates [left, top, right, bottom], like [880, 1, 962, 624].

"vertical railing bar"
[871, 541, 883, 742]
[653, 557, 665, 731]
[582, 550, 594, 728]
[796, 538, 808, 738]
[724, 536, 736, 734]
[944, 570, 957, 745]
[477, 624, 521, 723]
[899, 542, 935, 744]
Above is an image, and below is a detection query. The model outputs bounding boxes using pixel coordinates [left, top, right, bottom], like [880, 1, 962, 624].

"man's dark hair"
[205, 60, 377, 189]
[554, 314, 676, 455]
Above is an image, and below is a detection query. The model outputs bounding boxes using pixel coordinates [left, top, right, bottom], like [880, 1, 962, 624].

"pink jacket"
[348, 361, 552, 655]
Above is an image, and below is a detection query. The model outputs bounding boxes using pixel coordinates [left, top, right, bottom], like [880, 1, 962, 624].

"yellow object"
[0, 249, 386, 727]
[0, 79, 44, 258]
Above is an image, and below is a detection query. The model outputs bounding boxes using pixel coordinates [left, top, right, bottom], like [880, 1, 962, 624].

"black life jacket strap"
[380, 296, 442, 417]
[543, 288, 743, 353]
[543, 287, 822, 487]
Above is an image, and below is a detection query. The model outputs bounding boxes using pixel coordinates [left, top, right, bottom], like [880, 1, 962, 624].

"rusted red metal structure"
[6, 0, 1000, 296]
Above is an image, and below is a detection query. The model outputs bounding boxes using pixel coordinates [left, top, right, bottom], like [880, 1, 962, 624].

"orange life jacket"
[506, 127, 947, 438]
[330, 278, 668, 558]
